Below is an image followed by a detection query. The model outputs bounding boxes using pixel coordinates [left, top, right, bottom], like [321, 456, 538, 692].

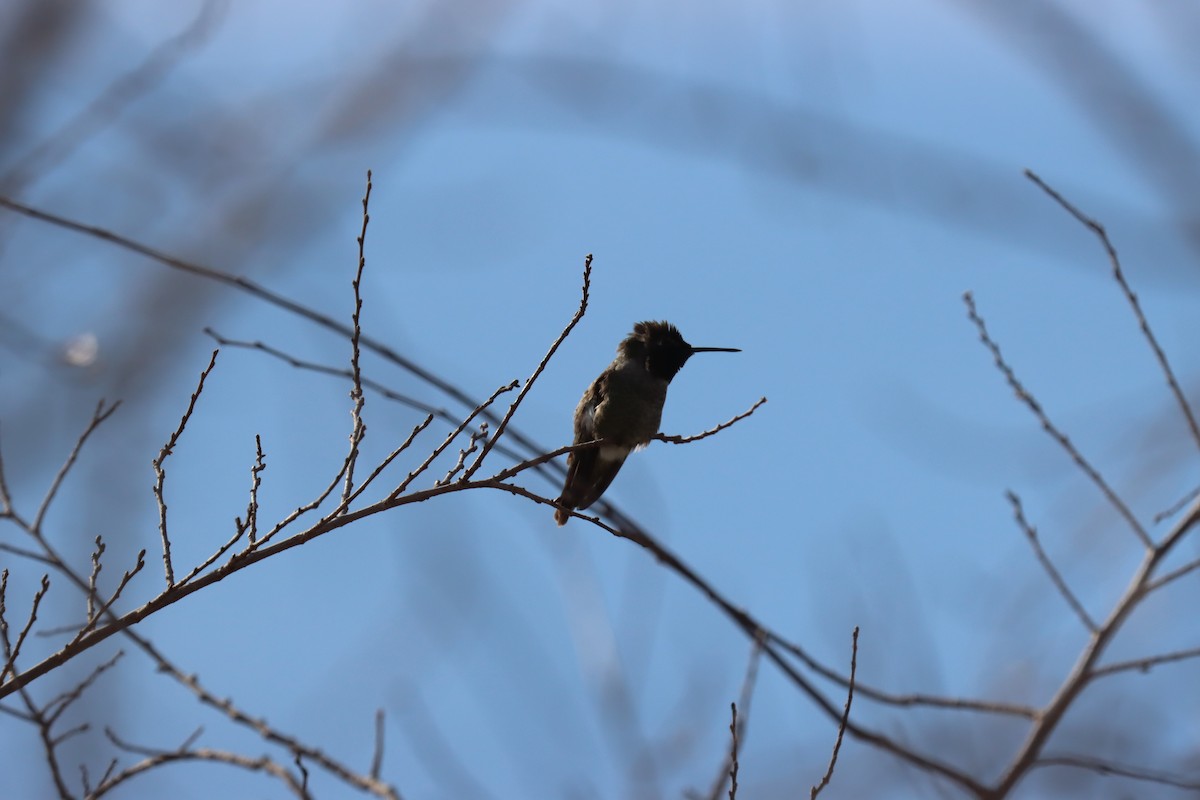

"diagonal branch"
[463, 254, 592, 480]
[152, 350, 220, 588]
[1025, 169, 1200, 452]
[811, 626, 858, 799]
[34, 400, 121, 533]
[340, 170, 372, 510]
[964, 291, 1151, 549]
[1006, 491, 1096, 632]
[655, 397, 767, 444]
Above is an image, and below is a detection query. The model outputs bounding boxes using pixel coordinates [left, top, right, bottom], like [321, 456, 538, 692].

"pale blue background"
[2, 1, 1198, 797]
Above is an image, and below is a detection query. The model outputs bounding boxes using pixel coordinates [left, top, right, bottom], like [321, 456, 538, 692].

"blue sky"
[2, 2, 1199, 797]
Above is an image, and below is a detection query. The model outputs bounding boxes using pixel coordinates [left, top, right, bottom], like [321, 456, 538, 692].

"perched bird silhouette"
[554, 321, 739, 525]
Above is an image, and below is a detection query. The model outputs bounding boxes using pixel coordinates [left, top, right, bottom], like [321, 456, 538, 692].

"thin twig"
[463, 254, 592, 480]
[86, 536, 105, 623]
[438, 423, 488, 486]
[1, 574, 50, 685]
[68, 550, 146, 647]
[702, 639, 763, 800]
[470, 480, 989, 796]
[727, 703, 739, 800]
[963, 291, 1152, 549]
[340, 170, 372, 509]
[811, 626, 858, 799]
[44, 650, 123, 724]
[244, 436, 266, 544]
[1090, 645, 1200, 680]
[127, 630, 400, 799]
[1034, 753, 1200, 791]
[0, 194, 572, 496]
[346, 414, 436, 507]
[0, 424, 13, 517]
[152, 350, 220, 587]
[98, 727, 310, 800]
[655, 397, 767, 444]
[388, 381, 517, 500]
[1006, 491, 1097, 632]
[765, 628, 1038, 719]
[371, 709, 386, 780]
[34, 400, 120, 533]
[203, 329, 445, 416]
[295, 753, 310, 796]
[0, 542, 56, 566]
[1147, 555, 1200, 592]
[1026, 169, 1200, 452]
[989, 494, 1200, 795]
[1153, 485, 1200, 525]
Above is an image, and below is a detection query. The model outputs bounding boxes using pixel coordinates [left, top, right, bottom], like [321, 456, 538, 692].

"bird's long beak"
[690, 346, 741, 353]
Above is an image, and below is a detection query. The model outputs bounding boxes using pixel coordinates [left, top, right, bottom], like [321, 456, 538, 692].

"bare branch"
[0, 424, 14, 517]
[1026, 169, 1200, 452]
[0, 193, 570, 494]
[1152, 484, 1200, 525]
[346, 415, 436, 507]
[243, 436, 266, 544]
[1034, 753, 1200, 792]
[1091, 645, 1200, 680]
[811, 626, 857, 799]
[126, 631, 401, 799]
[68, 550, 145, 647]
[726, 703, 739, 800]
[655, 397, 767, 444]
[0, 542, 56, 567]
[44, 650, 123, 724]
[699, 639, 763, 800]
[294, 753, 310, 797]
[963, 291, 1152, 549]
[1, 574, 50, 685]
[437, 423, 488, 486]
[97, 727, 311, 800]
[371, 708, 386, 780]
[85, 537, 104, 623]
[472, 480, 988, 796]
[34, 400, 121, 533]
[340, 170, 372, 509]
[989, 495, 1200, 795]
[1148, 555, 1200, 593]
[152, 350, 220, 588]
[763, 628, 1038, 719]
[1006, 491, 1096, 632]
[388, 381, 518, 500]
[203, 329, 445, 416]
[463, 253, 592, 479]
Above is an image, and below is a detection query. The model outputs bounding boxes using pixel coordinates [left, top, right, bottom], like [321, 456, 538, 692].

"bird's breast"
[594, 365, 668, 447]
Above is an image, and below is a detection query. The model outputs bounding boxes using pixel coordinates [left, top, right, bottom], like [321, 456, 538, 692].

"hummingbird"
[554, 320, 740, 525]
